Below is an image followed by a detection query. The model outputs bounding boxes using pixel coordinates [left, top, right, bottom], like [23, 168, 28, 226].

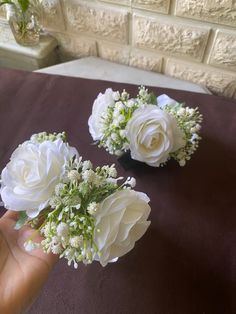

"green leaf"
[17, 0, 29, 12]
[14, 211, 28, 230]
[149, 93, 157, 105]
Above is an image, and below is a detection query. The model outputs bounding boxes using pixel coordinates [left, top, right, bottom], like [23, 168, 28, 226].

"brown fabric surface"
[0, 68, 235, 314]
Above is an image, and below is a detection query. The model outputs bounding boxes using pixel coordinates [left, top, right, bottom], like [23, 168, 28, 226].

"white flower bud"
[70, 235, 83, 248]
[119, 130, 127, 138]
[51, 244, 63, 254]
[178, 108, 185, 115]
[82, 160, 92, 171]
[179, 159, 186, 167]
[57, 222, 69, 237]
[116, 102, 125, 111]
[68, 170, 80, 182]
[82, 169, 95, 182]
[111, 133, 118, 141]
[55, 183, 65, 196]
[87, 202, 99, 215]
[127, 99, 135, 108]
[108, 165, 117, 178]
[125, 177, 136, 188]
[112, 91, 120, 101]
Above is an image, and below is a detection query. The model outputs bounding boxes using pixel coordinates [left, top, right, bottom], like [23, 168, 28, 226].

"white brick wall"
[133, 14, 210, 61]
[0, 0, 236, 99]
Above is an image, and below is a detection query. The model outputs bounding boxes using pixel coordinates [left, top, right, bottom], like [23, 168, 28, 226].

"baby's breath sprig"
[30, 131, 67, 143]
[165, 103, 203, 166]
[25, 158, 136, 268]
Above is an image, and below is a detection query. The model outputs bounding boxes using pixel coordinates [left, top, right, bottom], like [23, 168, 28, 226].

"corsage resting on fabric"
[0, 132, 151, 268]
[88, 87, 203, 167]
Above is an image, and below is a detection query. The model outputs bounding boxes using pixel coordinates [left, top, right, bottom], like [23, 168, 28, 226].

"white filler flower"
[126, 105, 186, 167]
[94, 189, 151, 267]
[0, 139, 78, 218]
[88, 88, 115, 141]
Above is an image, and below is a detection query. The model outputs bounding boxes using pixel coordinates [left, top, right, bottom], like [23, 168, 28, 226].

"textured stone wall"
[0, 0, 236, 98]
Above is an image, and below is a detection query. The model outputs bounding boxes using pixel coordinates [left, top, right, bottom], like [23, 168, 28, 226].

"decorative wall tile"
[63, 1, 129, 44]
[176, 0, 236, 27]
[133, 15, 210, 61]
[129, 48, 162, 72]
[97, 41, 130, 64]
[100, 0, 131, 5]
[209, 31, 236, 71]
[53, 33, 97, 61]
[165, 59, 236, 99]
[41, 0, 65, 31]
[132, 0, 170, 14]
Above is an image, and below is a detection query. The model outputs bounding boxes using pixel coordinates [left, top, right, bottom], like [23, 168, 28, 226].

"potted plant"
[0, 0, 41, 46]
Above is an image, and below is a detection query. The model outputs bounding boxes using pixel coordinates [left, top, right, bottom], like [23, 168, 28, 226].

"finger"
[2, 210, 19, 221]
[18, 226, 59, 268]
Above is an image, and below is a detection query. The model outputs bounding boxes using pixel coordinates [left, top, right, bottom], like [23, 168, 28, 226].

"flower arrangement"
[88, 87, 203, 167]
[0, 132, 151, 268]
[0, 0, 42, 46]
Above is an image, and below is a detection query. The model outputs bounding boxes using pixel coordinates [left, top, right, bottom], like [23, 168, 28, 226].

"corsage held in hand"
[0, 132, 151, 268]
[88, 87, 203, 168]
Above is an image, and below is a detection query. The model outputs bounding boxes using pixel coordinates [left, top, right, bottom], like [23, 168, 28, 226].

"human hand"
[0, 211, 58, 314]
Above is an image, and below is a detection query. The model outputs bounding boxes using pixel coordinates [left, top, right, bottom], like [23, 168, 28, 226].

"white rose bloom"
[0, 139, 78, 218]
[126, 105, 186, 167]
[88, 88, 115, 141]
[157, 94, 178, 109]
[94, 189, 151, 267]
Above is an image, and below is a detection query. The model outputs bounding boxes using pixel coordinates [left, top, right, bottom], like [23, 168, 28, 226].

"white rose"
[0, 139, 78, 218]
[157, 94, 178, 109]
[94, 189, 151, 267]
[88, 88, 115, 141]
[126, 105, 186, 167]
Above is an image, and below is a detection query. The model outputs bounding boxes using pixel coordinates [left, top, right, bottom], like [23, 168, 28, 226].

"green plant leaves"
[18, 0, 30, 12]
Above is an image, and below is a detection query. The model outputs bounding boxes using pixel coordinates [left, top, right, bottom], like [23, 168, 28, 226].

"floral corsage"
[88, 87, 203, 168]
[0, 132, 151, 268]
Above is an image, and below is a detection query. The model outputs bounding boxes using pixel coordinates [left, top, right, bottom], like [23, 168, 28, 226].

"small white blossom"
[122, 142, 130, 151]
[70, 235, 83, 248]
[115, 150, 123, 156]
[116, 102, 125, 111]
[55, 183, 65, 196]
[178, 108, 185, 116]
[51, 243, 63, 254]
[107, 165, 117, 178]
[179, 159, 186, 167]
[87, 202, 99, 215]
[119, 130, 127, 138]
[82, 160, 92, 171]
[125, 177, 136, 188]
[57, 222, 69, 237]
[82, 169, 95, 183]
[111, 133, 118, 141]
[127, 99, 135, 108]
[112, 91, 120, 101]
[49, 196, 61, 208]
[68, 170, 80, 182]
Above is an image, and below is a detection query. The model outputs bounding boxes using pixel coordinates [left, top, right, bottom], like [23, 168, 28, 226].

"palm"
[0, 211, 57, 314]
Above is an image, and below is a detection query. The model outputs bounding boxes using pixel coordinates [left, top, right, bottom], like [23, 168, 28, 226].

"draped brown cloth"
[0, 68, 235, 314]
